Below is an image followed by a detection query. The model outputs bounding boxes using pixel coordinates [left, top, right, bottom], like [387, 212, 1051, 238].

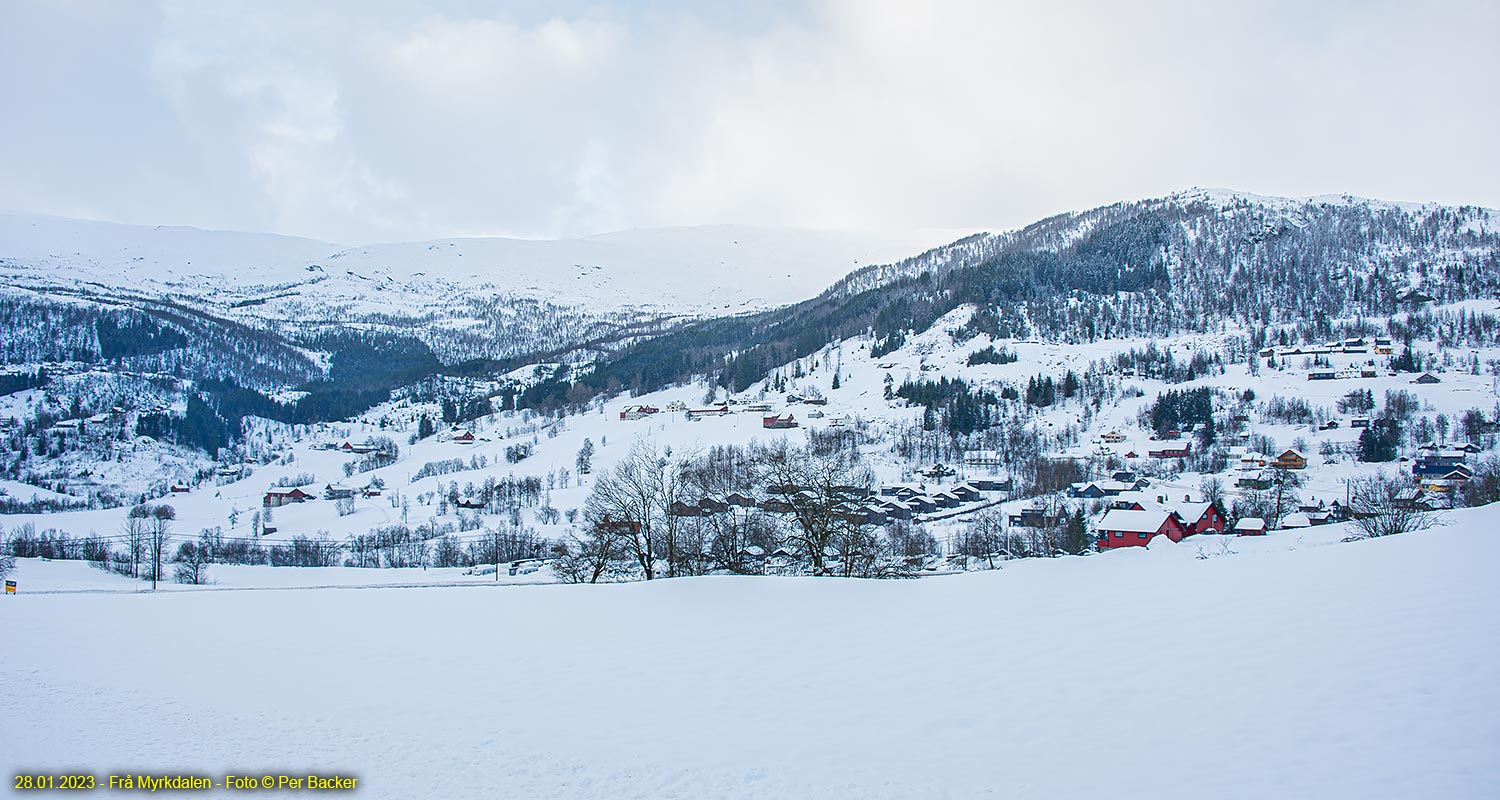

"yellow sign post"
[4, 580, 15, 595]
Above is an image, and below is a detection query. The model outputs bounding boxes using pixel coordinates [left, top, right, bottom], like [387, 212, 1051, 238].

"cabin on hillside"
[619, 405, 660, 421]
[263, 487, 313, 508]
[669, 500, 708, 517]
[950, 483, 982, 502]
[1009, 504, 1063, 528]
[687, 405, 730, 420]
[597, 516, 642, 535]
[969, 476, 1013, 493]
[763, 414, 799, 429]
[1271, 449, 1307, 470]
[962, 450, 1004, 467]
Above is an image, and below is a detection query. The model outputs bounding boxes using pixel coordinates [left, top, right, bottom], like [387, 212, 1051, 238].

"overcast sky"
[1, 0, 1496, 244]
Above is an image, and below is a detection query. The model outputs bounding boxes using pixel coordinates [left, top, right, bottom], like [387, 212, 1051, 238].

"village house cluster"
[666, 472, 1014, 527]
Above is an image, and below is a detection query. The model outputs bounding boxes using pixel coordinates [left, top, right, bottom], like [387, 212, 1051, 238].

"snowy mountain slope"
[4, 511, 1496, 798]
[575, 189, 1500, 400]
[826, 188, 1500, 300]
[0, 212, 967, 315]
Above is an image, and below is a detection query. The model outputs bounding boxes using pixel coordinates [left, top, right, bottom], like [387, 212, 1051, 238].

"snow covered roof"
[1169, 501, 1213, 522]
[1233, 517, 1267, 531]
[1096, 509, 1175, 534]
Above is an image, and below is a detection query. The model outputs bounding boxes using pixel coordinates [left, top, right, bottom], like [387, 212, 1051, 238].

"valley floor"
[3, 508, 1497, 799]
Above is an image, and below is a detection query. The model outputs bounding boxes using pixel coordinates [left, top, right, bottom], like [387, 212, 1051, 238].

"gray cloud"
[1, 0, 1495, 243]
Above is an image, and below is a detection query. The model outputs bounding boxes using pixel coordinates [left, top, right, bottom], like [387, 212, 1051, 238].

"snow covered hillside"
[4, 510, 1496, 799]
[0, 212, 964, 316]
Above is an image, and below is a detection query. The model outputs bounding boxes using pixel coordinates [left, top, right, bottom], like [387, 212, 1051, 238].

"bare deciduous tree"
[146, 504, 175, 590]
[1347, 472, 1439, 540]
[585, 438, 665, 579]
[123, 504, 150, 578]
[552, 524, 621, 584]
[757, 440, 875, 576]
[173, 539, 211, 585]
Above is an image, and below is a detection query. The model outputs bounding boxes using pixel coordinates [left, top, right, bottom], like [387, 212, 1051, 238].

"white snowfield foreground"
[4, 511, 1498, 799]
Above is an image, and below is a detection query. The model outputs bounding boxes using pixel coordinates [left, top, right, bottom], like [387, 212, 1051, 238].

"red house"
[451, 430, 476, 444]
[1168, 500, 1226, 535]
[1148, 441, 1192, 459]
[1233, 517, 1268, 536]
[619, 405, 661, 421]
[763, 414, 799, 429]
[1095, 509, 1187, 549]
[263, 487, 314, 508]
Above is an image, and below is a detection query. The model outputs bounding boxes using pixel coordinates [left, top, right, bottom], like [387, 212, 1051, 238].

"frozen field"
[3, 509, 1497, 799]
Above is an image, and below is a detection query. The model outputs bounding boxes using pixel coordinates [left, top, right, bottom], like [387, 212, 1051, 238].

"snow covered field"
[4, 510, 1496, 799]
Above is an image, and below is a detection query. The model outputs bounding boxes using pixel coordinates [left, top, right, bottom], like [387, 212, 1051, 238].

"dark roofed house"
[758, 498, 794, 513]
[1009, 505, 1061, 528]
[931, 490, 961, 508]
[905, 496, 937, 513]
[1069, 482, 1110, 499]
[878, 499, 913, 520]
[725, 492, 758, 508]
[598, 516, 643, 535]
[970, 476, 1012, 493]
